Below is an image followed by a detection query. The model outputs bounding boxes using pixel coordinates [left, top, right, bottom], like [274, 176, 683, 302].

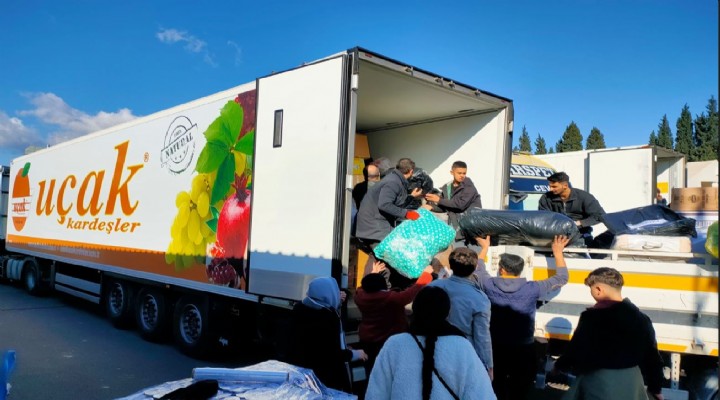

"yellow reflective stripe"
[657, 343, 687, 353]
[545, 333, 572, 341]
[534, 269, 719, 293]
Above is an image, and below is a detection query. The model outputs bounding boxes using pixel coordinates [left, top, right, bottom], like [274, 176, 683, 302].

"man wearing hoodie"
[473, 235, 570, 400]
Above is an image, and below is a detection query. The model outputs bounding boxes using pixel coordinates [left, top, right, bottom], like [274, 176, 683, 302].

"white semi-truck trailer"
[0, 47, 514, 358]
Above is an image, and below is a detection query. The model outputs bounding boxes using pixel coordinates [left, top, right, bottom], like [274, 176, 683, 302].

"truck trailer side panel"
[5, 83, 259, 301]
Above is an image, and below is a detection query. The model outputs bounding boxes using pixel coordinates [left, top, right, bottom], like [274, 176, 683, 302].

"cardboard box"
[355, 133, 370, 159]
[670, 187, 718, 212]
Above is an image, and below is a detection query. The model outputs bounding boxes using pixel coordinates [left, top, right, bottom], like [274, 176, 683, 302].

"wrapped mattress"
[458, 208, 583, 247]
[603, 205, 697, 237]
[612, 234, 692, 253]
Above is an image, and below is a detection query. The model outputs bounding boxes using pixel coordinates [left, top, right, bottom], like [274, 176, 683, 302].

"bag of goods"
[706, 221, 719, 258]
[406, 167, 434, 209]
[458, 209, 582, 247]
[602, 205, 697, 237]
[374, 209, 455, 278]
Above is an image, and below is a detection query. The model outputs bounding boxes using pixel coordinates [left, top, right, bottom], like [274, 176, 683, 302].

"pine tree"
[693, 96, 719, 161]
[656, 115, 674, 149]
[585, 127, 607, 150]
[535, 134, 548, 155]
[674, 104, 694, 159]
[518, 125, 532, 152]
[548, 146, 555, 154]
[649, 130, 658, 145]
[556, 121, 584, 152]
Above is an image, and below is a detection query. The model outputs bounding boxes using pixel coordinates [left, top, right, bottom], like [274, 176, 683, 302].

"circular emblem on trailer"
[161, 116, 197, 174]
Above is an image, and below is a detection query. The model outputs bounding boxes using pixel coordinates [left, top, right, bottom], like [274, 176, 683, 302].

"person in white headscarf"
[287, 277, 367, 392]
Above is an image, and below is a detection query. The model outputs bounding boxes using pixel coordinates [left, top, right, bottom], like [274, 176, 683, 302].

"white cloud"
[0, 111, 41, 149]
[157, 28, 216, 66]
[227, 41, 243, 66]
[18, 92, 137, 145]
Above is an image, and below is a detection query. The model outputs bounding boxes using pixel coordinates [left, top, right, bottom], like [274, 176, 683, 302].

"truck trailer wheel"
[135, 288, 169, 342]
[173, 295, 210, 358]
[22, 259, 43, 296]
[104, 280, 134, 329]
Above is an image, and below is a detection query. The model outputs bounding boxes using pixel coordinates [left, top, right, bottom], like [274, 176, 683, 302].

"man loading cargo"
[356, 158, 424, 284]
[424, 160, 483, 249]
[539, 171, 606, 247]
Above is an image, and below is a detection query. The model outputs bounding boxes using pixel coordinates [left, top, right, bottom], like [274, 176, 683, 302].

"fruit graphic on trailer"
[11, 163, 31, 232]
[216, 173, 251, 260]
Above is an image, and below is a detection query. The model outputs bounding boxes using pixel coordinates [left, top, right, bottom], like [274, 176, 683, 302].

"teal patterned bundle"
[374, 209, 455, 278]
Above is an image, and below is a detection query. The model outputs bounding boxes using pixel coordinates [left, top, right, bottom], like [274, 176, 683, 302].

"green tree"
[656, 114, 673, 149]
[675, 104, 694, 159]
[649, 130, 658, 145]
[518, 125, 532, 152]
[548, 146, 555, 154]
[693, 96, 719, 161]
[535, 133, 548, 155]
[556, 121, 584, 152]
[585, 127, 607, 150]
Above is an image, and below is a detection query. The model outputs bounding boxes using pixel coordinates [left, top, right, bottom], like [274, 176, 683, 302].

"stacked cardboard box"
[670, 187, 718, 212]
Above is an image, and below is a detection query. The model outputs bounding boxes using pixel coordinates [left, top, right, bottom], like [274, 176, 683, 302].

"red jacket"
[354, 272, 433, 344]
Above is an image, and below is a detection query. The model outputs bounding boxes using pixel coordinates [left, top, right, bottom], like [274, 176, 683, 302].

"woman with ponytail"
[366, 286, 496, 399]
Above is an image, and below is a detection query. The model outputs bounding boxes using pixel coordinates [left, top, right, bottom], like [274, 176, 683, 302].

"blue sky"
[0, 1, 717, 165]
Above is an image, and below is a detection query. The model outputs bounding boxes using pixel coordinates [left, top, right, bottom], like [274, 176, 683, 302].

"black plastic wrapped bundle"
[406, 167, 434, 209]
[459, 208, 583, 247]
[602, 205, 697, 237]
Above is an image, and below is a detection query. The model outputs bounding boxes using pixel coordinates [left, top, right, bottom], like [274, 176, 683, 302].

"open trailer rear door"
[247, 54, 351, 301]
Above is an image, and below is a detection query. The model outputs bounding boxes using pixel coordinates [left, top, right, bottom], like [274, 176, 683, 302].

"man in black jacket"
[553, 267, 664, 400]
[425, 161, 483, 248]
[356, 158, 423, 284]
[538, 171, 605, 247]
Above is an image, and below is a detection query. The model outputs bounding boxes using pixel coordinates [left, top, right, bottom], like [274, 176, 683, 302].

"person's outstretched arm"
[538, 235, 570, 296]
[472, 235, 493, 290]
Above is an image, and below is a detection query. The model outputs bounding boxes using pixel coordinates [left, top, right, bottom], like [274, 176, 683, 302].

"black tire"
[173, 295, 211, 358]
[135, 287, 169, 342]
[104, 279, 134, 329]
[22, 259, 43, 296]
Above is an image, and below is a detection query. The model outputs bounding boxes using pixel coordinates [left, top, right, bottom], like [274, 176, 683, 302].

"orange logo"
[11, 163, 31, 231]
[35, 141, 144, 220]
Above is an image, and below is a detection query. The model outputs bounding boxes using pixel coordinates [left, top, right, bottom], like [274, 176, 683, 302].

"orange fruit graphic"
[11, 163, 31, 231]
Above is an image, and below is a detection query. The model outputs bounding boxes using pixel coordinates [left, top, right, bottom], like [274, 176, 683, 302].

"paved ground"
[0, 283, 243, 399]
